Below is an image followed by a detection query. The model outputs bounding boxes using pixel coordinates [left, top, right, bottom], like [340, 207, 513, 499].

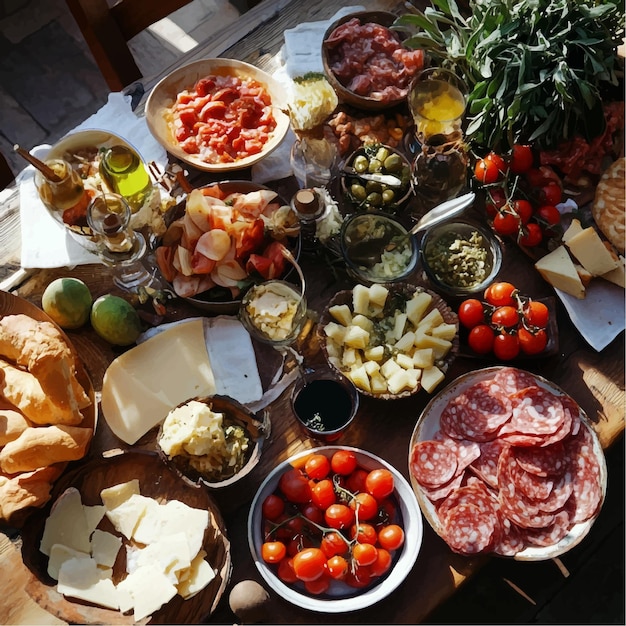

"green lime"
[90, 294, 142, 346]
[41, 277, 93, 329]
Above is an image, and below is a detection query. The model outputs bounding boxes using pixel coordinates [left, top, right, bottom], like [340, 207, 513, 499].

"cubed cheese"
[323, 321, 346, 344]
[351, 314, 374, 332]
[421, 366, 445, 393]
[394, 331, 416, 352]
[367, 283, 389, 307]
[348, 364, 371, 392]
[412, 348, 435, 369]
[352, 284, 371, 315]
[430, 323, 457, 341]
[328, 304, 352, 326]
[395, 353, 414, 370]
[380, 359, 403, 380]
[364, 345, 385, 361]
[406, 291, 432, 326]
[343, 325, 370, 349]
[416, 308, 444, 333]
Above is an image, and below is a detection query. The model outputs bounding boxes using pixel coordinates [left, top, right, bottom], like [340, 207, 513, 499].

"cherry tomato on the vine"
[350, 522, 378, 545]
[524, 300, 550, 328]
[352, 542, 379, 567]
[370, 548, 393, 577]
[536, 204, 561, 226]
[292, 547, 327, 582]
[468, 324, 495, 355]
[485, 186, 507, 217]
[474, 152, 507, 184]
[491, 305, 520, 328]
[261, 540, 287, 563]
[326, 555, 349, 580]
[345, 468, 369, 493]
[278, 468, 311, 503]
[458, 298, 485, 329]
[484, 282, 517, 307]
[277, 557, 298, 583]
[331, 449, 357, 475]
[261, 493, 285, 521]
[304, 454, 331, 480]
[311, 478, 336, 510]
[320, 531, 350, 557]
[350, 492, 379, 521]
[324, 503, 355, 529]
[539, 181, 562, 206]
[509, 144, 534, 174]
[304, 576, 331, 595]
[518, 222, 543, 247]
[518, 328, 548, 355]
[493, 210, 519, 236]
[512, 199, 533, 225]
[377, 524, 405, 551]
[365, 468, 395, 500]
[493, 332, 520, 360]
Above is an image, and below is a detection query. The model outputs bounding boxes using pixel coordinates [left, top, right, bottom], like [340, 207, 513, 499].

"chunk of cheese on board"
[535, 246, 586, 299]
[565, 226, 620, 276]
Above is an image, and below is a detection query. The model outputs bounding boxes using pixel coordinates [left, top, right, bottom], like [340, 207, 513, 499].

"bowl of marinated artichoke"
[156, 395, 268, 489]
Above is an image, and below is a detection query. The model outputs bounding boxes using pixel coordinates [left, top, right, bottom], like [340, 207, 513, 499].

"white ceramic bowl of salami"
[248, 446, 423, 612]
[408, 366, 606, 561]
[145, 58, 291, 172]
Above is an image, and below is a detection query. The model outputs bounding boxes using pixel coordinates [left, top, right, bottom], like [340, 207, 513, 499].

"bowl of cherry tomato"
[457, 281, 558, 360]
[248, 446, 422, 612]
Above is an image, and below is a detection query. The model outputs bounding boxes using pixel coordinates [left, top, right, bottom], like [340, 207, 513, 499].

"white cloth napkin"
[19, 92, 168, 269]
[251, 5, 365, 185]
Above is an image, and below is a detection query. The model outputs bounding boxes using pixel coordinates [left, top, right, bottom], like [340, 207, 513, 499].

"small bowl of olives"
[341, 143, 413, 213]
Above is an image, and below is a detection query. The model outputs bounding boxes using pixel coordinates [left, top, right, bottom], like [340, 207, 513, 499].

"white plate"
[248, 446, 422, 612]
[409, 366, 607, 561]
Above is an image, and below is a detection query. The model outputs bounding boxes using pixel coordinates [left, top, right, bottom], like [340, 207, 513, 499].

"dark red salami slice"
[499, 386, 565, 437]
[410, 439, 457, 487]
[522, 507, 572, 547]
[534, 470, 575, 513]
[566, 426, 603, 523]
[469, 439, 508, 489]
[442, 502, 497, 555]
[513, 441, 567, 477]
[493, 517, 526, 556]
[421, 472, 464, 503]
[443, 436, 481, 474]
[437, 480, 499, 524]
[494, 367, 539, 396]
[440, 395, 471, 441]
[511, 461, 555, 501]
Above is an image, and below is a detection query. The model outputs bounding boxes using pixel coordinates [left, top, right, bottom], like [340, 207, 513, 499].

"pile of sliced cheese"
[535, 219, 625, 298]
[40, 480, 215, 621]
[322, 283, 456, 395]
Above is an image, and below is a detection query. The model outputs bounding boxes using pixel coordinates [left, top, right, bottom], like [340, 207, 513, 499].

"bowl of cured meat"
[145, 58, 291, 172]
[155, 181, 301, 314]
[321, 11, 426, 111]
[408, 366, 607, 561]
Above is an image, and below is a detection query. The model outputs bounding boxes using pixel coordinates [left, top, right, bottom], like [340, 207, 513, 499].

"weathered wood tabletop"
[0, 0, 623, 624]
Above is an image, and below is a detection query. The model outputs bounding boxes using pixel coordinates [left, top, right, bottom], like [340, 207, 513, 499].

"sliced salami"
[421, 472, 464, 503]
[493, 516, 526, 556]
[437, 480, 499, 524]
[534, 470, 575, 513]
[499, 386, 565, 437]
[494, 367, 538, 396]
[410, 439, 457, 487]
[443, 436, 481, 474]
[513, 441, 567, 477]
[510, 461, 555, 501]
[566, 426, 603, 523]
[442, 502, 497, 555]
[522, 507, 572, 547]
[469, 439, 508, 489]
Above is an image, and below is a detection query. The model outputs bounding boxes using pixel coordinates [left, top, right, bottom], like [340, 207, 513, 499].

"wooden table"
[0, 0, 624, 623]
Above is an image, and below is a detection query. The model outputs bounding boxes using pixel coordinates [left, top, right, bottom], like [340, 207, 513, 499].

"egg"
[228, 579, 270, 623]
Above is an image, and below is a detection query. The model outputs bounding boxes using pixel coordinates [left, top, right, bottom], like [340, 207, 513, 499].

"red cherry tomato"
[300, 503, 324, 525]
[518, 327, 548, 355]
[540, 181, 563, 206]
[524, 167, 551, 187]
[345, 565, 373, 589]
[304, 454, 331, 480]
[345, 468, 369, 493]
[330, 449, 357, 475]
[493, 210, 519, 236]
[491, 305, 520, 328]
[493, 332, 520, 360]
[485, 186, 507, 217]
[277, 557, 298, 583]
[377, 524, 405, 551]
[311, 478, 336, 510]
[536, 204, 561, 226]
[352, 542, 378, 567]
[365, 468, 395, 500]
[278, 468, 311, 503]
[484, 282, 517, 306]
[474, 152, 507, 184]
[320, 531, 350, 557]
[458, 298, 485, 329]
[524, 300, 550, 328]
[324, 503, 355, 529]
[468, 324, 495, 355]
[326, 555, 349, 580]
[509, 144, 534, 174]
[518, 222, 543, 247]
[349, 492, 379, 521]
[292, 547, 327, 581]
[350, 522, 378, 545]
[261, 493, 285, 521]
[261, 540, 287, 563]
[305, 576, 331, 595]
[370, 548, 393, 577]
[512, 199, 533, 225]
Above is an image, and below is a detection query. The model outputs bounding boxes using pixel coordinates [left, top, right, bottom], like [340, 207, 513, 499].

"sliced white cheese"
[105, 494, 155, 540]
[601, 255, 626, 288]
[83, 505, 107, 537]
[565, 226, 620, 276]
[101, 319, 217, 445]
[135, 532, 191, 581]
[176, 550, 216, 599]
[90, 529, 122, 569]
[116, 564, 178, 621]
[48, 544, 90, 580]
[57, 557, 119, 611]
[535, 246, 586, 299]
[40, 488, 91, 556]
[100, 480, 140, 511]
[562, 218, 584, 243]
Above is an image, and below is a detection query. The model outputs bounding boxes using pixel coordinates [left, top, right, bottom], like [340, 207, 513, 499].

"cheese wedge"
[562, 218, 584, 243]
[535, 246, 586, 299]
[57, 557, 119, 611]
[40, 488, 92, 556]
[601, 255, 626, 288]
[565, 226, 620, 276]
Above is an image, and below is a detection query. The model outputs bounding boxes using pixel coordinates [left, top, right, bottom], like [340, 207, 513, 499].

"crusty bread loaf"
[592, 158, 625, 254]
[0, 465, 63, 522]
[0, 399, 30, 445]
[0, 425, 91, 473]
[0, 314, 91, 415]
[0, 359, 83, 426]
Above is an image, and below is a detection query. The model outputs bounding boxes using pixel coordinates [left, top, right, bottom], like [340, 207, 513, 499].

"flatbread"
[592, 157, 625, 254]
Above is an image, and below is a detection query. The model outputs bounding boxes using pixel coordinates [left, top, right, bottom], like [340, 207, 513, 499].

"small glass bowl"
[340, 211, 419, 285]
[420, 220, 502, 298]
[239, 280, 308, 348]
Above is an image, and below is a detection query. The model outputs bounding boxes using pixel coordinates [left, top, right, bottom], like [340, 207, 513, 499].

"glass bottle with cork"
[290, 188, 327, 253]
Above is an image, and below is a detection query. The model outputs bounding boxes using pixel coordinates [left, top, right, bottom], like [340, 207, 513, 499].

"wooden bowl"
[317, 282, 459, 400]
[157, 395, 268, 490]
[20, 450, 231, 624]
[145, 58, 290, 172]
[321, 11, 422, 111]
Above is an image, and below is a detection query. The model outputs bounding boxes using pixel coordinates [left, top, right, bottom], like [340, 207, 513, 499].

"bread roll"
[0, 399, 30, 445]
[0, 465, 63, 522]
[0, 314, 91, 414]
[0, 359, 83, 426]
[0, 425, 91, 474]
[592, 158, 625, 254]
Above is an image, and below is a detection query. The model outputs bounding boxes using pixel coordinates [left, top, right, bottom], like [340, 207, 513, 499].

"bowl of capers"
[341, 143, 413, 213]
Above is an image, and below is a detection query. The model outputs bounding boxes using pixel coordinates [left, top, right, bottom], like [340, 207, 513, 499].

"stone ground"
[0, 0, 624, 623]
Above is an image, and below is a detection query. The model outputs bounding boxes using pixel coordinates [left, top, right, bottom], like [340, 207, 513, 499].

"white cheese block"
[57, 557, 119, 611]
[83, 505, 106, 536]
[47, 544, 90, 580]
[136, 532, 191, 580]
[565, 226, 620, 276]
[105, 494, 155, 540]
[421, 365, 445, 393]
[535, 246, 586, 299]
[100, 480, 140, 511]
[601, 255, 626, 288]
[90, 529, 122, 569]
[40, 488, 91, 556]
[562, 218, 584, 243]
[101, 319, 217, 445]
[116, 564, 178, 621]
[176, 550, 216, 599]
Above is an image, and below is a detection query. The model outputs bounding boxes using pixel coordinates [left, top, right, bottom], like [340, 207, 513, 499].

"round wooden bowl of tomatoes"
[248, 446, 422, 612]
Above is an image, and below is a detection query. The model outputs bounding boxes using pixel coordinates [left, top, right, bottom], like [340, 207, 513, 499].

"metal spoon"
[346, 192, 476, 268]
[342, 166, 404, 188]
